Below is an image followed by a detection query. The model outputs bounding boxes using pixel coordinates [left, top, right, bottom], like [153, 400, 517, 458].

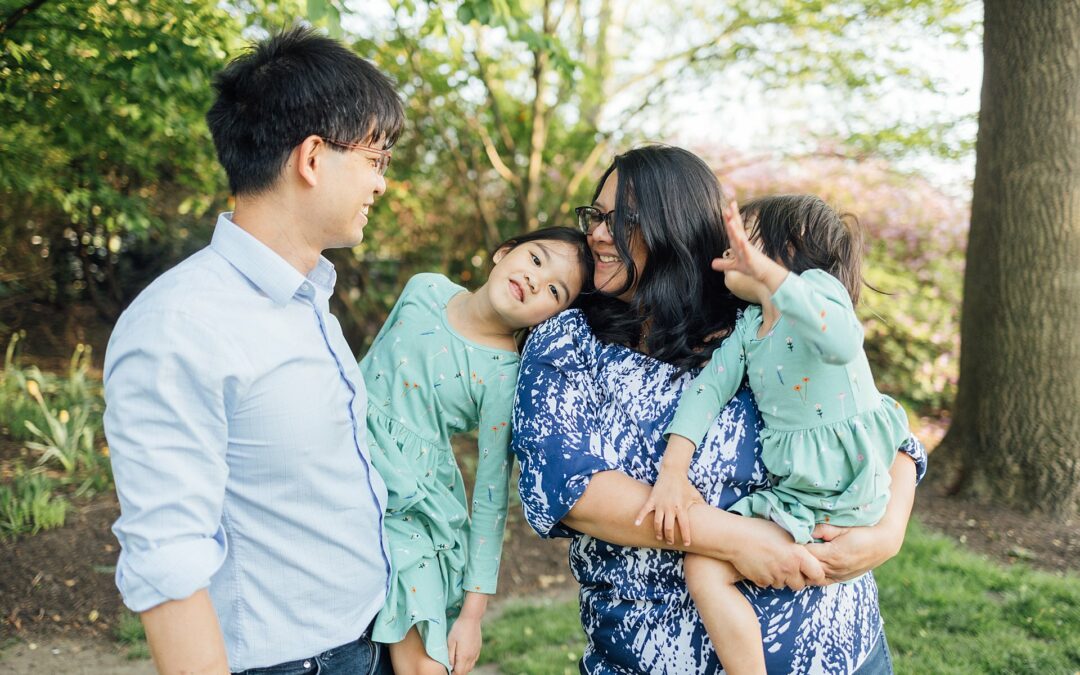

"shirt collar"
[210, 213, 337, 305]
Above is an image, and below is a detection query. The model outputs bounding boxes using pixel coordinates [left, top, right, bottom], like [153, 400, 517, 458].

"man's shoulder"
[122, 246, 238, 320]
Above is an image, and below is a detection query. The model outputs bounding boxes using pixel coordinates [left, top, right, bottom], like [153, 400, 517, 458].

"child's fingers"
[448, 639, 457, 669]
[634, 499, 655, 527]
[678, 508, 693, 546]
[664, 510, 677, 545]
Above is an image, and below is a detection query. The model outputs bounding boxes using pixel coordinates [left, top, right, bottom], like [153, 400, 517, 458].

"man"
[104, 26, 404, 674]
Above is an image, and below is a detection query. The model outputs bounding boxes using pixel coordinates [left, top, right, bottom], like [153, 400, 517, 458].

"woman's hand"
[805, 521, 902, 583]
[634, 468, 705, 546]
[725, 517, 826, 591]
[806, 451, 917, 583]
[448, 592, 488, 675]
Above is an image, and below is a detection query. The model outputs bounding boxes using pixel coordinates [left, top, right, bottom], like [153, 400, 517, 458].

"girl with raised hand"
[639, 195, 909, 675]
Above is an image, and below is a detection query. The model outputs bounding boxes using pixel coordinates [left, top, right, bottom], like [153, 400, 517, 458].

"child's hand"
[447, 613, 483, 674]
[711, 200, 789, 292]
[634, 469, 705, 546]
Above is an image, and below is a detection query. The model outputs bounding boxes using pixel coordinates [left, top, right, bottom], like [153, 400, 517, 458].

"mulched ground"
[4, 470, 1078, 644]
[0, 489, 571, 642]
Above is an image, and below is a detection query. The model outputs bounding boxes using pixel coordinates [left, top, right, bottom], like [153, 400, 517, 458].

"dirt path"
[0, 637, 155, 674]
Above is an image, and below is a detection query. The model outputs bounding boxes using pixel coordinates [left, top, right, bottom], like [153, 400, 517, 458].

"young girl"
[637, 195, 910, 675]
[361, 227, 592, 675]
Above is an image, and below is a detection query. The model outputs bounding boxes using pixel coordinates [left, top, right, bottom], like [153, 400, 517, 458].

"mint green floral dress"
[360, 273, 517, 670]
[666, 269, 910, 544]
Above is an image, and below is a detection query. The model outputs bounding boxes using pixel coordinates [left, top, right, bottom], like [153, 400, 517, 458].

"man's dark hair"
[206, 25, 405, 195]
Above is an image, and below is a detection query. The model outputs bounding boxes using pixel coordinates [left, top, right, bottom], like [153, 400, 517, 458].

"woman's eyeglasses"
[574, 205, 638, 235]
[323, 137, 393, 176]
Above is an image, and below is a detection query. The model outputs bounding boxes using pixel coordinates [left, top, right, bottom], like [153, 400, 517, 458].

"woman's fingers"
[664, 511, 677, 545]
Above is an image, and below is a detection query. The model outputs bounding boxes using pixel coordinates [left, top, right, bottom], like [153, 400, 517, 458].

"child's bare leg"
[684, 553, 766, 675]
[389, 626, 448, 675]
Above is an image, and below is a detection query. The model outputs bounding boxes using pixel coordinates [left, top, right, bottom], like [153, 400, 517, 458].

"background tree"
[936, 1, 1080, 519]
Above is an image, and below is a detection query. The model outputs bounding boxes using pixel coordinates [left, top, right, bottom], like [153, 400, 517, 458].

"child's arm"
[640, 330, 747, 545]
[770, 269, 863, 365]
[634, 433, 705, 546]
[711, 199, 862, 365]
[447, 591, 487, 675]
[455, 365, 515, 669]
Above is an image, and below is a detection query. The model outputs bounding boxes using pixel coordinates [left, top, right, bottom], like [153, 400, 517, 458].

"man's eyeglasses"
[323, 138, 393, 176]
[574, 205, 638, 236]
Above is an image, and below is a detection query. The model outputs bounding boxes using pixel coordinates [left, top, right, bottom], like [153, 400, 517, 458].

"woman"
[512, 145, 926, 674]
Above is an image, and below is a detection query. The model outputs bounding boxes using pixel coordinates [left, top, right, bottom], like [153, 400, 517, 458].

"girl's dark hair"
[493, 227, 595, 305]
[740, 195, 864, 304]
[580, 145, 742, 372]
[206, 24, 405, 195]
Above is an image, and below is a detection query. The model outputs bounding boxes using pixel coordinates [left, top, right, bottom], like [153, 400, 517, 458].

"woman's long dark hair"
[580, 145, 743, 372]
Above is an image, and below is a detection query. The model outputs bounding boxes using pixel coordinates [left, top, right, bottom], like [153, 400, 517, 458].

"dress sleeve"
[512, 311, 614, 538]
[464, 362, 516, 594]
[899, 434, 929, 485]
[664, 320, 748, 446]
[771, 269, 863, 365]
[103, 308, 238, 612]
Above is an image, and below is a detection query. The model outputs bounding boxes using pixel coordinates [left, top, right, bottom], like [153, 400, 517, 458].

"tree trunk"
[937, 0, 1080, 519]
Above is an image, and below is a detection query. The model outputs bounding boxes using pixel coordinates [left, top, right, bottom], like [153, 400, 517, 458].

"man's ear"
[493, 245, 512, 264]
[293, 135, 324, 188]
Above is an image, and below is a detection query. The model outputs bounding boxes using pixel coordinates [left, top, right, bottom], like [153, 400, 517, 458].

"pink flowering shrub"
[716, 153, 967, 414]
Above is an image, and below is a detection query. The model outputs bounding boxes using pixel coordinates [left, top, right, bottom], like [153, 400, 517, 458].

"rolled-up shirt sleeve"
[512, 311, 616, 538]
[104, 308, 241, 612]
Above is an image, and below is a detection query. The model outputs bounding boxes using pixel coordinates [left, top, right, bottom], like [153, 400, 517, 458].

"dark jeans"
[234, 634, 393, 675]
[853, 631, 895, 674]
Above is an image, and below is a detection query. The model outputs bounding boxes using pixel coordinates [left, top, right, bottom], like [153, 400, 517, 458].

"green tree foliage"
[0, 0, 240, 319]
[0, 0, 976, 351]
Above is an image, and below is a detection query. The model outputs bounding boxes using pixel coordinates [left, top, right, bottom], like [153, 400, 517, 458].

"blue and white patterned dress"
[512, 310, 927, 674]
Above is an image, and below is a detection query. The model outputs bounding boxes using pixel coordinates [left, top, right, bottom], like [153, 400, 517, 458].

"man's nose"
[373, 172, 387, 196]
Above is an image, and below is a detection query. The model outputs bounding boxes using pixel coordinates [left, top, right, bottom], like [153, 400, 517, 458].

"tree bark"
[937, 0, 1080, 519]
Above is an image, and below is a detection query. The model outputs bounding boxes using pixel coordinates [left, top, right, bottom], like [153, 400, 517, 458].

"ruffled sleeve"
[512, 310, 614, 538]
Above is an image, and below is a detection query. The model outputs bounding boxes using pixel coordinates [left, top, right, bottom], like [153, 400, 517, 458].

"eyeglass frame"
[574, 205, 638, 236]
[322, 137, 393, 176]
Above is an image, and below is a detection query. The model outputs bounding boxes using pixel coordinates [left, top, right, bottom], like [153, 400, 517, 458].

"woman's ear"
[493, 245, 512, 264]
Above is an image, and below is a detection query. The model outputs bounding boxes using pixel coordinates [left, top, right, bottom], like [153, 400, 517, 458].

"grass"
[877, 521, 1080, 674]
[115, 610, 150, 660]
[477, 521, 1080, 674]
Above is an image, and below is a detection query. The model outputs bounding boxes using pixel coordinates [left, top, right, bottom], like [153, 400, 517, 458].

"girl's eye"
[549, 285, 559, 300]
[531, 254, 541, 266]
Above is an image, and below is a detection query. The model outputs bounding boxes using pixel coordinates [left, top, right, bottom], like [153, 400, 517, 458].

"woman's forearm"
[564, 470, 825, 589]
[562, 470, 739, 558]
[879, 452, 917, 556]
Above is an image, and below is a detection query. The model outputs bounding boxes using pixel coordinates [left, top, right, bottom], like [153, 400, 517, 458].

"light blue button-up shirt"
[104, 213, 390, 672]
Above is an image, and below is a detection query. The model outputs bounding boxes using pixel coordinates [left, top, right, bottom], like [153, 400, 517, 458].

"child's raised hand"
[634, 468, 705, 546]
[711, 200, 788, 291]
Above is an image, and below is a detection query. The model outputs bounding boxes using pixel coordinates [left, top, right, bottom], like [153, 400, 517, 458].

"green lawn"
[479, 521, 1080, 674]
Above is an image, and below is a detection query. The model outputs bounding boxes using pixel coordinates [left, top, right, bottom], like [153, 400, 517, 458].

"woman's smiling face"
[588, 170, 648, 302]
